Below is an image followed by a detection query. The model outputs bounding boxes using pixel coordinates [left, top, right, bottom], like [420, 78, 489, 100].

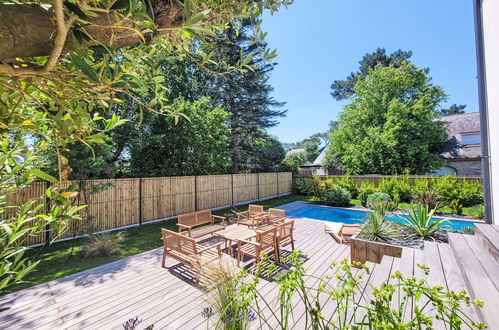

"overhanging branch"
[0, 2, 184, 68]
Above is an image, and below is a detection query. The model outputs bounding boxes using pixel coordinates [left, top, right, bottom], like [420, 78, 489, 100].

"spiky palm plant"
[399, 204, 449, 239]
[358, 207, 398, 242]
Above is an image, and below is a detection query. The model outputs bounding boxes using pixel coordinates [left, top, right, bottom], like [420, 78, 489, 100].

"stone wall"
[446, 159, 482, 176]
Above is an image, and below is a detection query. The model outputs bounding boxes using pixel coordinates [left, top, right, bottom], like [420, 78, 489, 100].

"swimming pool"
[288, 205, 477, 231]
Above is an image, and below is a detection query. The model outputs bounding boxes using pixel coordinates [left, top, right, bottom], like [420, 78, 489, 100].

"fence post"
[45, 181, 51, 243]
[138, 178, 143, 226]
[194, 175, 198, 211]
[276, 172, 279, 197]
[231, 173, 234, 205]
[257, 173, 260, 201]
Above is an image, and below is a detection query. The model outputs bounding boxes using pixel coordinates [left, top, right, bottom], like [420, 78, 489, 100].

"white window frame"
[460, 132, 481, 145]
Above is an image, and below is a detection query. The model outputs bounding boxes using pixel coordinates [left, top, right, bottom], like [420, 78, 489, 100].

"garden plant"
[203, 252, 487, 329]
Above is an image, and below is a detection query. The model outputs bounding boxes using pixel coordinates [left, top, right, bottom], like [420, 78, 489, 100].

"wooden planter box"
[350, 235, 403, 264]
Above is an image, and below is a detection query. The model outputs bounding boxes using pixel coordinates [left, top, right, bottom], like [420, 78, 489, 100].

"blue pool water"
[288, 205, 477, 231]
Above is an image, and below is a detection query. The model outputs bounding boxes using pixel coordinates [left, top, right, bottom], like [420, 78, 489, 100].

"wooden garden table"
[214, 225, 257, 256]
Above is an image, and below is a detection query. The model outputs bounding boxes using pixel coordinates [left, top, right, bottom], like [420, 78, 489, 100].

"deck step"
[474, 223, 499, 263]
[448, 232, 499, 329]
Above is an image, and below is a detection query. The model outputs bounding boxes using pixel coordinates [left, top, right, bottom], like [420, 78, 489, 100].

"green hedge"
[293, 174, 483, 209]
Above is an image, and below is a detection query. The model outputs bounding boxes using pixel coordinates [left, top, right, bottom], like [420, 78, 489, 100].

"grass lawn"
[349, 199, 482, 218]
[3, 194, 308, 295]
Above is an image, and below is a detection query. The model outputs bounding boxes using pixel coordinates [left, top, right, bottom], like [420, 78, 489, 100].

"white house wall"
[480, 0, 499, 223]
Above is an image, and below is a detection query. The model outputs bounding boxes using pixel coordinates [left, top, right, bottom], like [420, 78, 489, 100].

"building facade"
[435, 112, 482, 176]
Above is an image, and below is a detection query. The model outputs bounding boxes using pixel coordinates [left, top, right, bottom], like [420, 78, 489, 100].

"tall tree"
[249, 135, 286, 172]
[326, 62, 447, 174]
[207, 20, 286, 173]
[330, 48, 413, 100]
[128, 98, 230, 177]
[438, 104, 467, 116]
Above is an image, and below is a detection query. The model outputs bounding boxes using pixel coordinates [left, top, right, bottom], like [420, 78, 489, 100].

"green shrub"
[358, 182, 377, 207]
[399, 204, 449, 238]
[450, 199, 463, 215]
[432, 175, 483, 208]
[378, 174, 412, 203]
[331, 174, 359, 198]
[323, 187, 352, 207]
[358, 207, 398, 242]
[366, 192, 392, 207]
[293, 178, 312, 195]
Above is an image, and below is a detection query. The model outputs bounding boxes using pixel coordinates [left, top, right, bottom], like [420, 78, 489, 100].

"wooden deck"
[0, 216, 498, 329]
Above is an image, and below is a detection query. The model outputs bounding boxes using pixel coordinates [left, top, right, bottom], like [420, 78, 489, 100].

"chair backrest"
[268, 208, 285, 220]
[256, 226, 277, 251]
[178, 212, 198, 227]
[248, 204, 264, 215]
[162, 228, 197, 255]
[278, 220, 295, 242]
[196, 209, 212, 225]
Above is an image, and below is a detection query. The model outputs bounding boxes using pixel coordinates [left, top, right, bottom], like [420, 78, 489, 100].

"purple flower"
[201, 307, 214, 319]
[123, 316, 142, 330]
[247, 309, 257, 322]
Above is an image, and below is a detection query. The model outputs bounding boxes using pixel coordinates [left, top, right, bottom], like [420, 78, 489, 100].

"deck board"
[0, 218, 495, 329]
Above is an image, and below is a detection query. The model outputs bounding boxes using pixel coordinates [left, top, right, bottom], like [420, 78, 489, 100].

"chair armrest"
[212, 215, 226, 221]
[198, 242, 224, 255]
[237, 239, 260, 247]
[270, 217, 286, 225]
[177, 223, 192, 236]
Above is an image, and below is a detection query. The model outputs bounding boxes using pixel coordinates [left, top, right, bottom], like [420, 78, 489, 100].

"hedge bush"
[293, 175, 484, 212]
[366, 192, 392, 206]
[323, 187, 352, 207]
[378, 175, 412, 203]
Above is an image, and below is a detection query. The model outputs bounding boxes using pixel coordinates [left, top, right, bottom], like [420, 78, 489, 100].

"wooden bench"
[177, 209, 226, 238]
[161, 229, 223, 284]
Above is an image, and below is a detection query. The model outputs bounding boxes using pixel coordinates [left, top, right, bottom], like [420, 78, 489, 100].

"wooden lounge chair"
[324, 222, 361, 244]
[236, 204, 265, 227]
[161, 228, 223, 284]
[276, 220, 295, 262]
[177, 209, 226, 238]
[236, 226, 278, 267]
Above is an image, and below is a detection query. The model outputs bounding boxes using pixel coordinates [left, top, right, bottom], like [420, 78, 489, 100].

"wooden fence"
[5, 172, 293, 246]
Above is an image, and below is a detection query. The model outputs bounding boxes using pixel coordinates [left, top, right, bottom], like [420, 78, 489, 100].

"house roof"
[439, 112, 481, 159]
[312, 147, 327, 166]
[285, 148, 305, 157]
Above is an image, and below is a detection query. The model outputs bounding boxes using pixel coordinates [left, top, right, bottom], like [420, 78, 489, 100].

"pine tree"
[207, 20, 286, 173]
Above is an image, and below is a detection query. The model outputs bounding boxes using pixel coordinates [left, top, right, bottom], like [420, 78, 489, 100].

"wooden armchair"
[276, 220, 295, 262]
[256, 208, 286, 230]
[236, 204, 265, 227]
[236, 226, 278, 267]
[161, 228, 223, 284]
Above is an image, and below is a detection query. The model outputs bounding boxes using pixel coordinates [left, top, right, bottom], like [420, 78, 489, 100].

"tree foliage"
[326, 62, 447, 174]
[330, 48, 413, 100]
[0, 0, 291, 290]
[437, 104, 466, 116]
[128, 98, 230, 176]
[204, 20, 286, 173]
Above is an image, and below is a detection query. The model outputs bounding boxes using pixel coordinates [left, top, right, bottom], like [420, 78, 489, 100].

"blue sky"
[261, 0, 478, 143]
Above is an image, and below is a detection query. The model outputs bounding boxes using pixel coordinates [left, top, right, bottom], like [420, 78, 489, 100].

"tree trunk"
[0, 2, 183, 61]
